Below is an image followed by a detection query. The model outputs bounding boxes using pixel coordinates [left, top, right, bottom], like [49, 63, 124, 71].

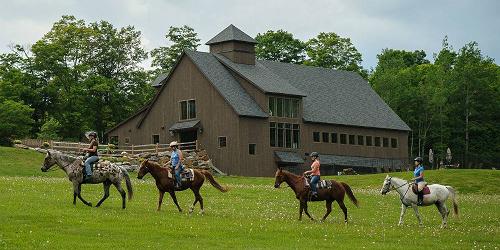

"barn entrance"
[179, 130, 197, 143]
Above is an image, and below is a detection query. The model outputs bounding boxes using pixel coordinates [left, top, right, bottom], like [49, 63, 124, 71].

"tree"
[151, 25, 200, 72]
[305, 32, 367, 78]
[0, 99, 33, 145]
[37, 117, 62, 140]
[255, 30, 306, 64]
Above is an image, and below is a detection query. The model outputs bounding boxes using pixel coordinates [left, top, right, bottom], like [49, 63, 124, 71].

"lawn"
[0, 147, 499, 249]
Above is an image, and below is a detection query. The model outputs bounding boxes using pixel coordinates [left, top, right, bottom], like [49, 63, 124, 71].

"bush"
[42, 142, 50, 149]
[13, 140, 22, 144]
[0, 99, 34, 146]
[37, 118, 62, 140]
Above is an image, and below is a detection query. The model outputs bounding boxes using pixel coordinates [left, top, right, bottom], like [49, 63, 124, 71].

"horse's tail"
[446, 186, 459, 216]
[201, 170, 228, 193]
[119, 166, 133, 201]
[340, 182, 359, 208]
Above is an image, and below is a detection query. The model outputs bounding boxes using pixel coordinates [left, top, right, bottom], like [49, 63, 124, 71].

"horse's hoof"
[87, 203, 92, 207]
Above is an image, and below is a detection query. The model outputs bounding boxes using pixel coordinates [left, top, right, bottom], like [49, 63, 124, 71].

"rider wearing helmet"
[304, 152, 321, 197]
[83, 131, 99, 182]
[412, 156, 425, 205]
[169, 141, 184, 188]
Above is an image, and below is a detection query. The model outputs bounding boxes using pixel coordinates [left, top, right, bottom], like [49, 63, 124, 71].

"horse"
[40, 150, 133, 209]
[380, 175, 459, 228]
[137, 160, 228, 214]
[274, 168, 359, 223]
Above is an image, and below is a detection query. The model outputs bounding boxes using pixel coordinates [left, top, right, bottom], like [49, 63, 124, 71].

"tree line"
[0, 16, 498, 167]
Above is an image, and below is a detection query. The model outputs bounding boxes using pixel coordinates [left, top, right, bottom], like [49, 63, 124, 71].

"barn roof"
[206, 24, 258, 45]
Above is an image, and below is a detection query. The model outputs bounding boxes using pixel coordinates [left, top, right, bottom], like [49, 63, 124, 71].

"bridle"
[384, 177, 413, 204]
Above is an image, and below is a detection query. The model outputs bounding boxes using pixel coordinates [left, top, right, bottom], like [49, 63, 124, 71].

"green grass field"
[0, 146, 499, 249]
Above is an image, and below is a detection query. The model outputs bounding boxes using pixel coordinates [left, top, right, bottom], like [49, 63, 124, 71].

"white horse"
[380, 175, 458, 228]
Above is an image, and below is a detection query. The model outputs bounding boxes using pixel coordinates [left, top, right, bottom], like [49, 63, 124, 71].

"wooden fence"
[22, 139, 198, 156]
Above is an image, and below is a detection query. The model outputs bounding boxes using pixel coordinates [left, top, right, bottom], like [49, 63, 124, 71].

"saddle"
[80, 159, 100, 173]
[167, 168, 195, 182]
[304, 176, 333, 189]
[412, 183, 431, 195]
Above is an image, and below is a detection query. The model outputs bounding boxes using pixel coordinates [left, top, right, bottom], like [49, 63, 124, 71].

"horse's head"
[274, 168, 286, 188]
[41, 150, 57, 172]
[380, 175, 392, 195]
[137, 160, 150, 179]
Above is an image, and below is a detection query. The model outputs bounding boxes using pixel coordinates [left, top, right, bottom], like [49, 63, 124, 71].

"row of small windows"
[270, 122, 300, 148]
[268, 97, 300, 118]
[313, 132, 398, 148]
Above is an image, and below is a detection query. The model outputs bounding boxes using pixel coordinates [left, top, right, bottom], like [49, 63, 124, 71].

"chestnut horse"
[137, 160, 228, 214]
[274, 168, 359, 223]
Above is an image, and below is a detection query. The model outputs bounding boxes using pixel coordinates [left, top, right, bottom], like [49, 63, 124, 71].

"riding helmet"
[414, 156, 423, 163]
[310, 152, 320, 158]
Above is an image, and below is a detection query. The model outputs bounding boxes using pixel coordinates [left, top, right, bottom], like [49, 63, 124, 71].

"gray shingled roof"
[151, 73, 168, 87]
[185, 51, 268, 118]
[260, 61, 411, 131]
[320, 154, 406, 169]
[169, 119, 201, 131]
[215, 54, 306, 96]
[274, 151, 305, 164]
[206, 24, 258, 45]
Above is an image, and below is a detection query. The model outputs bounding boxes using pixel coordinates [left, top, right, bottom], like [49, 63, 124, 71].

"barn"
[106, 25, 411, 176]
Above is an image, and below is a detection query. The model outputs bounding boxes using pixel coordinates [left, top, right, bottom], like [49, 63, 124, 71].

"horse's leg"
[411, 204, 423, 226]
[298, 202, 304, 221]
[436, 202, 448, 228]
[189, 188, 198, 214]
[398, 204, 407, 226]
[169, 191, 182, 212]
[303, 201, 314, 221]
[190, 188, 204, 214]
[76, 184, 92, 207]
[73, 183, 78, 205]
[337, 200, 348, 224]
[113, 182, 126, 209]
[320, 200, 333, 222]
[96, 181, 111, 207]
[157, 191, 165, 211]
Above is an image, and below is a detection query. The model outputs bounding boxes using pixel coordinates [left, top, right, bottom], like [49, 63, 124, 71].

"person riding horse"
[412, 156, 426, 205]
[168, 141, 184, 188]
[303, 152, 321, 197]
[82, 131, 99, 182]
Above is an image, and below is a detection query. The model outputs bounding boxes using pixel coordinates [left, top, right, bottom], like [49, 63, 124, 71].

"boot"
[417, 191, 424, 206]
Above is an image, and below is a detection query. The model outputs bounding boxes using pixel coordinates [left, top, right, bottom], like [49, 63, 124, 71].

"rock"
[149, 156, 160, 162]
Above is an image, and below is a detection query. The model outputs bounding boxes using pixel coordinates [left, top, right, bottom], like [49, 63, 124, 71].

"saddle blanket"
[412, 184, 431, 195]
[305, 178, 333, 189]
[167, 169, 195, 182]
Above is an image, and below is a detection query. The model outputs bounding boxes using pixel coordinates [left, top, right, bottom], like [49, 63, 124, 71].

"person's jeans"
[310, 175, 320, 193]
[84, 156, 99, 176]
[174, 165, 184, 186]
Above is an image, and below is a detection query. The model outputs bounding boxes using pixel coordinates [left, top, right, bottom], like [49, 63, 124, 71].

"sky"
[1, 0, 499, 70]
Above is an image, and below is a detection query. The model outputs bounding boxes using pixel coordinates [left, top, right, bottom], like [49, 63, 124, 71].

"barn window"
[375, 137, 381, 147]
[218, 136, 227, 148]
[270, 123, 300, 148]
[152, 134, 160, 144]
[291, 100, 299, 118]
[249, 144, 256, 155]
[322, 132, 329, 143]
[269, 97, 276, 116]
[349, 135, 355, 145]
[180, 99, 196, 120]
[383, 137, 389, 147]
[292, 124, 300, 148]
[391, 138, 398, 148]
[269, 97, 300, 118]
[331, 133, 338, 143]
[357, 135, 364, 145]
[340, 134, 347, 144]
[277, 123, 284, 147]
[270, 122, 277, 147]
[313, 132, 320, 142]
[366, 136, 373, 146]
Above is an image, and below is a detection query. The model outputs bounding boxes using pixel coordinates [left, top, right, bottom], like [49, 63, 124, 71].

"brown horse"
[137, 160, 228, 214]
[274, 168, 359, 223]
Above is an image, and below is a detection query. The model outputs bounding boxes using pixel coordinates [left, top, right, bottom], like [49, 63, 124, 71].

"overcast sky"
[1, 0, 498, 69]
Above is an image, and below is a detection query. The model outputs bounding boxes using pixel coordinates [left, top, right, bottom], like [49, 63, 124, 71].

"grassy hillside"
[0, 146, 64, 177]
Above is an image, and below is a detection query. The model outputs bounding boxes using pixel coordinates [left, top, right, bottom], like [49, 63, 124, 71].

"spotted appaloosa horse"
[40, 150, 133, 209]
[137, 160, 228, 214]
[380, 175, 459, 228]
[274, 168, 359, 223]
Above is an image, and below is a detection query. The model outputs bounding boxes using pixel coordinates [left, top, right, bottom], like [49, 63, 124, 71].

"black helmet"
[414, 157, 423, 163]
[310, 152, 320, 158]
[87, 131, 97, 138]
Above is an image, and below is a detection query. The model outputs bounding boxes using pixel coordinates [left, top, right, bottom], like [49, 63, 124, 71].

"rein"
[387, 177, 413, 204]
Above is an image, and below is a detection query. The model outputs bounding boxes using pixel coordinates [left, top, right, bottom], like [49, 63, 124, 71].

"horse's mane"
[50, 150, 79, 163]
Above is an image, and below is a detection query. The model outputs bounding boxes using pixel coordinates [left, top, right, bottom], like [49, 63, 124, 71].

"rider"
[83, 131, 99, 182]
[304, 152, 321, 197]
[169, 141, 184, 188]
[412, 156, 425, 205]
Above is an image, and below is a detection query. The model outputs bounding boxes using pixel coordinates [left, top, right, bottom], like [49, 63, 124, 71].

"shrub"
[42, 142, 51, 149]
[13, 140, 22, 144]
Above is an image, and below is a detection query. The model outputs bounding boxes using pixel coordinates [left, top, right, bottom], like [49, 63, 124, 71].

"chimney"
[206, 24, 257, 65]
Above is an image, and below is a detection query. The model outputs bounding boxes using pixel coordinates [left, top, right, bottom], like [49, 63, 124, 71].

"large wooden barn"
[106, 25, 411, 177]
